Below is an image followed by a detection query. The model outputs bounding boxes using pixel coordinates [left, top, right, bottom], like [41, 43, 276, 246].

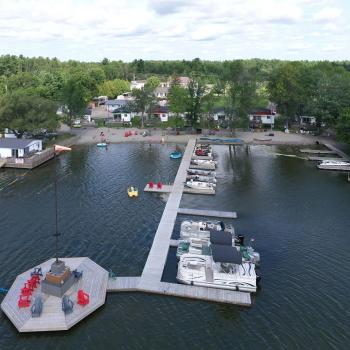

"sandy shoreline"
[71, 127, 332, 146]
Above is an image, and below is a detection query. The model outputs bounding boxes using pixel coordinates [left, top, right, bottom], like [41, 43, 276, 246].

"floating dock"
[112, 138, 251, 307]
[144, 184, 216, 195]
[308, 156, 342, 161]
[300, 149, 337, 154]
[1, 257, 108, 332]
[177, 208, 237, 218]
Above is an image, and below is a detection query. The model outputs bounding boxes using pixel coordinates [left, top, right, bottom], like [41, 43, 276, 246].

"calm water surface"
[0, 143, 349, 350]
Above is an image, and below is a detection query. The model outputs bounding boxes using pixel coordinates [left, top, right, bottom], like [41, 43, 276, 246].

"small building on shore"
[0, 139, 42, 158]
[249, 108, 275, 128]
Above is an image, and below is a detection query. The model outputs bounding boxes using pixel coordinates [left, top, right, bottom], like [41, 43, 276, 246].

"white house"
[249, 109, 275, 128]
[116, 92, 134, 101]
[155, 86, 169, 99]
[211, 108, 227, 121]
[130, 80, 146, 90]
[300, 116, 316, 125]
[153, 106, 169, 122]
[0, 139, 42, 158]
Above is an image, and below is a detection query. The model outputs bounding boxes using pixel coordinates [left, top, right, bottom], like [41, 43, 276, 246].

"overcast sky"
[0, 0, 349, 62]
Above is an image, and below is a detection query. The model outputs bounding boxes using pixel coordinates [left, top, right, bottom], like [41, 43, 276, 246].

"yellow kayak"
[127, 186, 138, 197]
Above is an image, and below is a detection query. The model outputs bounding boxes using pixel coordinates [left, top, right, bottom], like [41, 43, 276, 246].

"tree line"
[0, 55, 349, 143]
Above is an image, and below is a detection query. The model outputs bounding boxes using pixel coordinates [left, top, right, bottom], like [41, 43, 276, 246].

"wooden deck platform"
[177, 208, 237, 218]
[169, 239, 179, 247]
[300, 149, 337, 154]
[107, 277, 140, 291]
[144, 184, 216, 195]
[144, 184, 173, 193]
[127, 138, 250, 306]
[1, 257, 108, 332]
[325, 143, 349, 160]
[308, 156, 342, 161]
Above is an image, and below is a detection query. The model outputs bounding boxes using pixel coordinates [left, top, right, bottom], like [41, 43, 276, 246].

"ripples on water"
[0, 143, 349, 350]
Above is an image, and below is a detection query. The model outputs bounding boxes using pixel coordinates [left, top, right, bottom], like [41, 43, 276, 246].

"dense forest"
[0, 55, 349, 142]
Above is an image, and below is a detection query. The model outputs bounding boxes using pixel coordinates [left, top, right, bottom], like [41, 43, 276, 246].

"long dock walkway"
[139, 139, 196, 289]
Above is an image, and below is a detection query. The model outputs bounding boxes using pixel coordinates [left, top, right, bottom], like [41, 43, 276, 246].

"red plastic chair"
[28, 278, 38, 289]
[157, 181, 162, 189]
[18, 295, 31, 308]
[148, 181, 154, 189]
[77, 289, 89, 306]
[21, 283, 33, 296]
[124, 131, 129, 137]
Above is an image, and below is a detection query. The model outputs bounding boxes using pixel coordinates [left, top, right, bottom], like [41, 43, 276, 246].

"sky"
[0, 0, 349, 62]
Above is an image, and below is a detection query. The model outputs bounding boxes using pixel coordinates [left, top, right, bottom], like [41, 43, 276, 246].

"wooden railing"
[5, 148, 55, 169]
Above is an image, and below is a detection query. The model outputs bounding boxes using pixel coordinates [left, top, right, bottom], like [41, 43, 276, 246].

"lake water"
[0, 143, 349, 350]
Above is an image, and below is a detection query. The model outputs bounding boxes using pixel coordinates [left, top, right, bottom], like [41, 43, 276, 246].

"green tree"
[186, 77, 205, 127]
[336, 107, 350, 143]
[62, 70, 97, 124]
[168, 84, 187, 117]
[0, 91, 58, 138]
[131, 77, 159, 127]
[98, 79, 129, 98]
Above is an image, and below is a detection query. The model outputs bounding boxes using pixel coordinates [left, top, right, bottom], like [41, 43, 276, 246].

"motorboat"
[186, 175, 217, 183]
[180, 220, 234, 238]
[176, 230, 260, 265]
[97, 142, 107, 147]
[317, 159, 350, 169]
[177, 248, 258, 292]
[185, 180, 216, 190]
[170, 151, 182, 159]
[187, 169, 216, 176]
[191, 159, 217, 166]
[127, 186, 138, 197]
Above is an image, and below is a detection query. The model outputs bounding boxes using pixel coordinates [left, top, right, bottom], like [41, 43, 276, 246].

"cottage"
[130, 80, 146, 90]
[153, 106, 169, 122]
[300, 116, 316, 125]
[0, 139, 42, 158]
[211, 108, 227, 121]
[105, 99, 129, 112]
[249, 108, 275, 128]
[155, 86, 169, 99]
[113, 106, 136, 123]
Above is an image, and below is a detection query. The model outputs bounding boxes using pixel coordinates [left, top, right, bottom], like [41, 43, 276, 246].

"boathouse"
[0, 139, 42, 158]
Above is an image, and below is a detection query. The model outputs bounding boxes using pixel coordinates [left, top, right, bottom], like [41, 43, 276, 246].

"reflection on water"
[0, 143, 349, 349]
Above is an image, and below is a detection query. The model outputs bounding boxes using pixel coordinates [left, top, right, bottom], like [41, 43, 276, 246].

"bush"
[131, 116, 142, 127]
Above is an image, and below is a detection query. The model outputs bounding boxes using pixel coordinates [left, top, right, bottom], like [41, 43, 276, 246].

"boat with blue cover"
[170, 151, 182, 159]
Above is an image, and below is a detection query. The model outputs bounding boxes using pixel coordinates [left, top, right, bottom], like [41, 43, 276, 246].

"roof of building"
[0, 138, 39, 149]
[250, 108, 273, 115]
[105, 99, 128, 106]
[153, 105, 169, 114]
[155, 87, 169, 94]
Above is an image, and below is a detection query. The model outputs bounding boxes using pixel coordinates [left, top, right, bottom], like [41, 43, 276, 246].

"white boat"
[177, 249, 258, 293]
[185, 180, 216, 190]
[180, 220, 234, 238]
[186, 175, 217, 183]
[317, 159, 350, 169]
[191, 159, 217, 166]
[177, 229, 261, 265]
[187, 169, 216, 176]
